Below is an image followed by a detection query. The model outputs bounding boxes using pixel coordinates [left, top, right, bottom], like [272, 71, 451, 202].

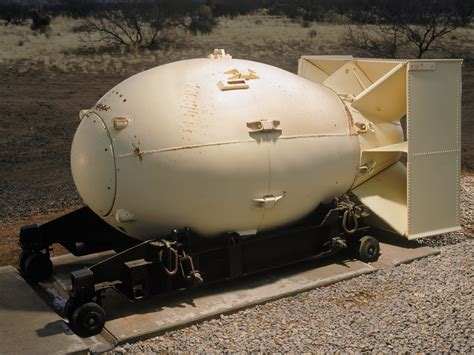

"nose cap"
[71, 113, 116, 216]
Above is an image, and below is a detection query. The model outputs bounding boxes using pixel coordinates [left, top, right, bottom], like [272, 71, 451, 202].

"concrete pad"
[103, 257, 375, 344]
[41, 238, 439, 347]
[0, 266, 88, 355]
[376, 241, 440, 268]
[52, 251, 115, 291]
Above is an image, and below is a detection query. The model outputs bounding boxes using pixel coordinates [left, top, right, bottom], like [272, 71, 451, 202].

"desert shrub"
[213, 0, 267, 18]
[30, 10, 51, 33]
[188, 4, 218, 35]
[343, 25, 404, 58]
[82, 5, 170, 49]
[300, 20, 310, 28]
[0, 4, 29, 25]
[268, 0, 338, 21]
[441, 37, 473, 60]
[81, 0, 218, 49]
[342, 0, 470, 59]
[71, 23, 90, 33]
[268, 0, 473, 27]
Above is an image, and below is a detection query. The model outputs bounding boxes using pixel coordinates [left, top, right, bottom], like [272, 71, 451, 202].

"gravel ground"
[0, 70, 121, 223]
[120, 175, 473, 353]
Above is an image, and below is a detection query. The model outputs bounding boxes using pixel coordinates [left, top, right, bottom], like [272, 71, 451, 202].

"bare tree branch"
[79, 0, 219, 50]
[81, 3, 177, 50]
[343, 3, 462, 59]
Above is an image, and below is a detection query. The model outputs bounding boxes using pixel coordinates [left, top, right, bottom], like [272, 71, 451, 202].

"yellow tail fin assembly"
[299, 56, 462, 239]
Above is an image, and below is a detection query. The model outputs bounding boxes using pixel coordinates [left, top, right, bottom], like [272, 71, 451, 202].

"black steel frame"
[18, 195, 372, 334]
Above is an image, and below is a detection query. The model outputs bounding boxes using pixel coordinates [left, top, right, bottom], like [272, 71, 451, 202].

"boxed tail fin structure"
[298, 56, 462, 239]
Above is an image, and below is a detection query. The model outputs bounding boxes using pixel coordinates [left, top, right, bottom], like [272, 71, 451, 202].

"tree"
[188, 3, 217, 35]
[0, 4, 29, 25]
[82, 0, 218, 50]
[343, 0, 470, 58]
[30, 10, 51, 33]
[82, 2, 173, 49]
[344, 25, 406, 58]
[397, 6, 462, 58]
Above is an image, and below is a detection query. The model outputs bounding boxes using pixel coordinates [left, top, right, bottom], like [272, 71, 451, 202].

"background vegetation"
[1, 0, 472, 57]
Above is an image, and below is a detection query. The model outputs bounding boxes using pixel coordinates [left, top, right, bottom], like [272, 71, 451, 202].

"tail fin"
[299, 56, 462, 239]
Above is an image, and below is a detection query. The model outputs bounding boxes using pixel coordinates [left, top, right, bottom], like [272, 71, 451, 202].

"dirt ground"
[0, 15, 473, 266]
[0, 70, 128, 265]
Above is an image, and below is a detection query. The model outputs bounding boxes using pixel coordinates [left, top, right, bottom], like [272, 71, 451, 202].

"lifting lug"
[180, 251, 203, 287]
[159, 241, 179, 276]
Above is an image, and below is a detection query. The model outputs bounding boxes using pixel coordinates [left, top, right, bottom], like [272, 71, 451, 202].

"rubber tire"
[70, 302, 106, 337]
[22, 252, 53, 282]
[19, 249, 33, 274]
[64, 298, 78, 321]
[358, 236, 380, 263]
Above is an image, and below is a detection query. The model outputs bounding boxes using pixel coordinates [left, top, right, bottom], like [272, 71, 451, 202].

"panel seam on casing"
[411, 149, 460, 156]
[406, 69, 411, 235]
[115, 134, 355, 158]
[456, 67, 461, 223]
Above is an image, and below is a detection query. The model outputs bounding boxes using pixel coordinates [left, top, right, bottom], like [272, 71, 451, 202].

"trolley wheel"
[358, 236, 380, 262]
[21, 252, 53, 282]
[64, 298, 79, 321]
[19, 249, 33, 273]
[70, 302, 106, 337]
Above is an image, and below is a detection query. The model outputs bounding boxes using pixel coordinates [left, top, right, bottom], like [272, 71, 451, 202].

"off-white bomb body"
[71, 54, 403, 241]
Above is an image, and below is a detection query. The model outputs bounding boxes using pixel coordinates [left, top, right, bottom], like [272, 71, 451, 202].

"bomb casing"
[71, 51, 461, 241]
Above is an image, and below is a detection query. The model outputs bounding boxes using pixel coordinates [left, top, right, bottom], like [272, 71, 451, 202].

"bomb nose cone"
[71, 112, 116, 216]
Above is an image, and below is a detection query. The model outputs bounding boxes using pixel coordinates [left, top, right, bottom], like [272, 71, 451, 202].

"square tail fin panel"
[298, 57, 462, 239]
[406, 60, 462, 239]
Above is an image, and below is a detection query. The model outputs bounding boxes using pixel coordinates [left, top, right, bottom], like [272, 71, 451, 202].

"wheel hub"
[84, 312, 100, 328]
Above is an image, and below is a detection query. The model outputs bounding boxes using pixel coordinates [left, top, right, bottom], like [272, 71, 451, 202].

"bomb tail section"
[299, 56, 462, 239]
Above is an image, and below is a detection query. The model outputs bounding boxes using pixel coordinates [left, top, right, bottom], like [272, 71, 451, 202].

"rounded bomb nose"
[71, 112, 116, 216]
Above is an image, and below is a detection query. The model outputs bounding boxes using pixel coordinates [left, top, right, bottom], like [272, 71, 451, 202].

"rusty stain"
[343, 102, 355, 134]
[134, 147, 143, 160]
[96, 103, 111, 112]
[132, 142, 143, 161]
[181, 84, 202, 131]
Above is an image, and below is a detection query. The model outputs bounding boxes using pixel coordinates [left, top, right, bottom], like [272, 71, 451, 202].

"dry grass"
[0, 15, 472, 75]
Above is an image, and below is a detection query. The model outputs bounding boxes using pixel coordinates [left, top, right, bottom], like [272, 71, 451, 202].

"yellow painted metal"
[407, 60, 462, 239]
[364, 141, 407, 153]
[70, 52, 461, 242]
[351, 62, 407, 122]
[356, 61, 399, 83]
[323, 61, 372, 96]
[299, 56, 462, 239]
[72, 55, 359, 240]
[71, 112, 116, 216]
[352, 162, 408, 236]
